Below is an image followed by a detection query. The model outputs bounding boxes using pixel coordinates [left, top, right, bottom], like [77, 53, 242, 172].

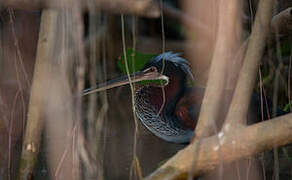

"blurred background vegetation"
[0, 0, 292, 179]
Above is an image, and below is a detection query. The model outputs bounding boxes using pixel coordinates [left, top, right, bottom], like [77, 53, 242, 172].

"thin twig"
[8, 9, 30, 89]
[129, 14, 142, 180]
[272, 16, 284, 180]
[157, 0, 166, 121]
[121, 14, 143, 180]
[289, 39, 292, 112]
[9, 90, 21, 180]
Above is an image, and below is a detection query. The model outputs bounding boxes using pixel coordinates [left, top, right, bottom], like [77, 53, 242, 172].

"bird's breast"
[134, 86, 194, 143]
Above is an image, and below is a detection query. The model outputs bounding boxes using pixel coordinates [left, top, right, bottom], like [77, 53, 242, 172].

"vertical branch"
[44, 10, 76, 180]
[183, 0, 218, 86]
[271, 10, 284, 180]
[225, 0, 276, 126]
[288, 40, 292, 112]
[193, 0, 241, 139]
[120, 14, 143, 180]
[18, 9, 58, 180]
[157, 0, 166, 117]
[129, 14, 143, 180]
[85, 2, 107, 179]
[71, 3, 87, 180]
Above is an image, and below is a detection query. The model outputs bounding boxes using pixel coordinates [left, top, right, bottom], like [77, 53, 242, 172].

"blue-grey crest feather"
[149, 52, 194, 81]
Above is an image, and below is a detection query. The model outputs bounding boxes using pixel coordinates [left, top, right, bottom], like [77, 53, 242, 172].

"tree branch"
[193, 0, 241, 139]
[271, 7, 292, 37]
[18, 9, 58, 180]
[144, 113, 292, 180]
[162, 3, 211, 38]
[0, 0, 160, 18]
[144, 0, 284, 179]
[224, 0, 275, 126]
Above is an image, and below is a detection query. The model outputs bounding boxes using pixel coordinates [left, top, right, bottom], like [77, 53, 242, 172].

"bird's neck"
[143, 76, 185, 114]
[134, 75, 194, 143]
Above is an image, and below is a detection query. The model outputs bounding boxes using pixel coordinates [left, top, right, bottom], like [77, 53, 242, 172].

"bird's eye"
[150, 67, 157, 72]
[143, 66, 158, 74]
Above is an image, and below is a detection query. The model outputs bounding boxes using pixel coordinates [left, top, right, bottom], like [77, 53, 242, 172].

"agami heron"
[84, 52, 201, 143]
[83, 52, 278, 143]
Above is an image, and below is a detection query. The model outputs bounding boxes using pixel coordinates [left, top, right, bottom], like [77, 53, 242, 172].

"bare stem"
[224, 0, 276, 126]
[144, 112, 292, 180]
[194, 0, 241, 139]
[18, 9, 58, 180]
[0, 0, 160, 18]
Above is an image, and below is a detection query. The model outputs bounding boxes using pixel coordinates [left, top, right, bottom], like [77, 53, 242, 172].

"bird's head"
[134, 52, 194, 109]
[83, 52, 195, 143]
[141, 52, 194, 86]
[83, 52, 193, 97]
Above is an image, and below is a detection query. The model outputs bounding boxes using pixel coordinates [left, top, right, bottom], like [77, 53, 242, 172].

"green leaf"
[117, 49, 168, 86]
[138, 79, 168, 86]
[280, 41, 291, 56]
[117, 48, 157, 74]
[283, 101, 292, 112]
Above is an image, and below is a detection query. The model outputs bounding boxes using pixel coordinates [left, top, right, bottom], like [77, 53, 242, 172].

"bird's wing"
[174, 87, 205, 130]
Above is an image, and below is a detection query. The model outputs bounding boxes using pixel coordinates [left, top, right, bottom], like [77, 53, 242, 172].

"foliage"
[117, 48, 168, 86]
[117, 48, 157, 74]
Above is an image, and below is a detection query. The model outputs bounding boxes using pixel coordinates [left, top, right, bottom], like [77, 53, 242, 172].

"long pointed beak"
[83, 67, 169, 96]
